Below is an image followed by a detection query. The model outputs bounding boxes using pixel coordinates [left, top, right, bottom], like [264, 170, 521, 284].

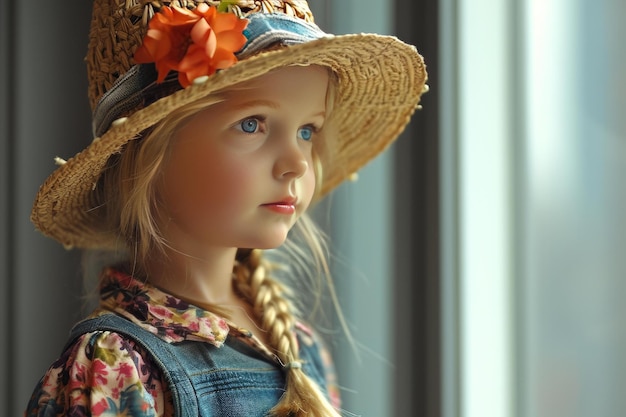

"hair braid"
[233, 249, 341, 417]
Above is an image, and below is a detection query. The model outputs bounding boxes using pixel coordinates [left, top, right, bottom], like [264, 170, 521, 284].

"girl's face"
[159, 65, 328, 254]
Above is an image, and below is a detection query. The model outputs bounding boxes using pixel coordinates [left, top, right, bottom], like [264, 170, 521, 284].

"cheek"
[199, 164, 254, 214]
[161, 144, 212, 217]
[162, 147, 254, 220]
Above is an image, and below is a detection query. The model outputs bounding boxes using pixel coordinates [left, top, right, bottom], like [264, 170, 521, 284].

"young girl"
[25, 1, 427, 416]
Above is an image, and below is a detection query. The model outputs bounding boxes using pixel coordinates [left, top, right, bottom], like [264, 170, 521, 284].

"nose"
[272, 137, 309, 180]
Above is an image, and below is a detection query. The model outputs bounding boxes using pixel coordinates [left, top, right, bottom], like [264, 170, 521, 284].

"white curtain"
[442, 0, 626, 416]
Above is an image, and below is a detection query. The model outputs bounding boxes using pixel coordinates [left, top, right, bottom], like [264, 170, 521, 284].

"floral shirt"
[24, 267, 340, 417]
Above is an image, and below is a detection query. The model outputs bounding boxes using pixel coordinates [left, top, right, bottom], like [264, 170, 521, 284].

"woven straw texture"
[31, 0, 427, 249]
[86, 0, 314, 110]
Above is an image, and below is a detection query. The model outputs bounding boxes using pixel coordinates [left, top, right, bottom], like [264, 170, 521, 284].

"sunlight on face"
[159, 65, 329, 255]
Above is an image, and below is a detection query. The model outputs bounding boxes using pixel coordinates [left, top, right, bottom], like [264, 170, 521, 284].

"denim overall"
[69, 314, 329, 417]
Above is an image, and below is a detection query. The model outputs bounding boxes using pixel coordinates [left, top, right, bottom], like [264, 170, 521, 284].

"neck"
[144, 246, 272, 345]
[144, 245, 240, 307]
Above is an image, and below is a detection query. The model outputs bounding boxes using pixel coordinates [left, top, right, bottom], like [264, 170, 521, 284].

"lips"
[261, 197, 297, 214]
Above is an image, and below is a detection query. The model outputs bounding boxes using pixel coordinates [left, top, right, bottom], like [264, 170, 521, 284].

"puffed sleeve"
[24, 331, 170, 417]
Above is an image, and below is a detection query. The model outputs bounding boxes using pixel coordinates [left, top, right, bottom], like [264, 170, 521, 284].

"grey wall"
[1, 2, 92, 415]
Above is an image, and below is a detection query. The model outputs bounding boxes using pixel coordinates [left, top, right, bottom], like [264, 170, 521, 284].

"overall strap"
[68, 314, 199, 417]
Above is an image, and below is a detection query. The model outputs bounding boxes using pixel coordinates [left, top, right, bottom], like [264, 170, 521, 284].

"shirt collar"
[97, 266, 230, 346]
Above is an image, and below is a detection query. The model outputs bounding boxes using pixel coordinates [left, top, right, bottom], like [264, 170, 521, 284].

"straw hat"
[31, 0, 427, 249]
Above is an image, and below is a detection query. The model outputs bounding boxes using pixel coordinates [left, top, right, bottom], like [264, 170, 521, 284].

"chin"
[253, 237, 289, 250]
[245, 229, 291, 250]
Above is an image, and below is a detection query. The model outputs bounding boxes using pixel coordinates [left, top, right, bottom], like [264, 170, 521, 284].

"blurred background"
[2, 0, 625, 416]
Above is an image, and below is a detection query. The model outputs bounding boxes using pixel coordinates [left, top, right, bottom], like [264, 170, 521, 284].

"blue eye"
[298, 126, 315, 141]
[239, 118, 260, 133]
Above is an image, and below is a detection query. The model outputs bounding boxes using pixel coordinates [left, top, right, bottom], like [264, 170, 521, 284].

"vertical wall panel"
[458, 0, 516, 414]
[439, 0, 460, 415]
[12, 3, 92, 415]
[394, 0, 441, 415]
[326, 2, 395, 416]
[523, 1, 626, 416]
[0, 1, 15, 416]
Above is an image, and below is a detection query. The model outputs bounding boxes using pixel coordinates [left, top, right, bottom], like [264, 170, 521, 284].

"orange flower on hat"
[134, 4, 248, 88]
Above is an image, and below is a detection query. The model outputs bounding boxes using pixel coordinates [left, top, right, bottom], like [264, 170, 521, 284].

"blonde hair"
[95, 70, 343, 416]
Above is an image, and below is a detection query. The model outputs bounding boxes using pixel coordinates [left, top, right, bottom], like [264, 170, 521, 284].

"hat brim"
[31, 33, 427, 249]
